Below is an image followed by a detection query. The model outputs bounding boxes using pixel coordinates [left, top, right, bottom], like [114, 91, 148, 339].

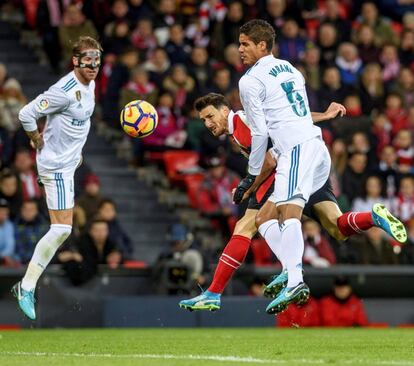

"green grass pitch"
[0, 328, 413, 366]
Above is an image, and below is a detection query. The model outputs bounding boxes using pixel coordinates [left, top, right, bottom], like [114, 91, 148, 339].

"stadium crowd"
[0, 0, 414, 289]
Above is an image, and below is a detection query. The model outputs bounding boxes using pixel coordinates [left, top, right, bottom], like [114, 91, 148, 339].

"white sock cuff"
[50, 224, 72, 232]
[258, 219, 278, 237]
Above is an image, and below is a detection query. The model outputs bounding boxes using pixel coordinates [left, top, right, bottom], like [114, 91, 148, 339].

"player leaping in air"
[12, 36, 102, 320]
[179, 94, 406, 312]
[236, 19, 406, 315]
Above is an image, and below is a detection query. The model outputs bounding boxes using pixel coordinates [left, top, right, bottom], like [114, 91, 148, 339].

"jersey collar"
[227, 110, 235, 135]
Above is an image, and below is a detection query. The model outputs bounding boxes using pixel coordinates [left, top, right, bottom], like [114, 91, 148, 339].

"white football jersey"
[239, 54, 321, 175]
[19, 71, 95, 174]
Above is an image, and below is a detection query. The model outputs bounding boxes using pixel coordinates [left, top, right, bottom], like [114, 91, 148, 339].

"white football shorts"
[269, 136, 331, 207]
[38, 171, 75, 210]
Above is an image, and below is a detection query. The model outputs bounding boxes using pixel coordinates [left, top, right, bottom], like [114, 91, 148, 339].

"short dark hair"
[239, 19, 275, 52]
[72, 36, 103, 56]
[98, 198, 116, 210]
[194, 93, 231, 112]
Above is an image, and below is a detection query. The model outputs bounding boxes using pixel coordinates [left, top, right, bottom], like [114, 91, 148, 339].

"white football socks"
[280, 218, 304, 288]
[21, 224, 72, 291]
[258, 219, 284, 269]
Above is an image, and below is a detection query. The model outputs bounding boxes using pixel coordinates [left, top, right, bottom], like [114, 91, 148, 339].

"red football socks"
[208, 235, 251, 294]
[337, 212, 374, 237]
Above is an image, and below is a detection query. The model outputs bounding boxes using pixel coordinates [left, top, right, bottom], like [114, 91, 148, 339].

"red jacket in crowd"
[319, 294, 369, 327]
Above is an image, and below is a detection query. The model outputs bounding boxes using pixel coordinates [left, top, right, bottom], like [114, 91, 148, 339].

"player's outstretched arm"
[311, 102, 346, 123]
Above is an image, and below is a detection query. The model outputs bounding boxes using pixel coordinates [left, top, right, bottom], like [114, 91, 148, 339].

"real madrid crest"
[75, 90, 81, 101]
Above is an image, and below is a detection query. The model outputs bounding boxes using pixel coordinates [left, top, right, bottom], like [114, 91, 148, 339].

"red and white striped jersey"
[227, 110, 252, 158]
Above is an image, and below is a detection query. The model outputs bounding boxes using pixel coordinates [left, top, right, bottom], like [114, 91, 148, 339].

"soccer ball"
[120, 100, 158, 138]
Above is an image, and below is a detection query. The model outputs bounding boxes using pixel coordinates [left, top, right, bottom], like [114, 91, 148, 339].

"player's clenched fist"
[233, 173, 256, 204]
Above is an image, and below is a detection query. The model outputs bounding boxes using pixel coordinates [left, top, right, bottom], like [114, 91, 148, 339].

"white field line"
[0, 351, 414, 366]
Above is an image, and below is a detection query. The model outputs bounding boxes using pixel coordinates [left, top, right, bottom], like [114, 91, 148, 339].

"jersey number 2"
[281, 81, 308, 117]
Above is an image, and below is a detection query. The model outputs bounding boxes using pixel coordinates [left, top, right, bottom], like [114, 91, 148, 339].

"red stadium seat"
[183, 173, 205, 209]
[163, 150, 200, 184]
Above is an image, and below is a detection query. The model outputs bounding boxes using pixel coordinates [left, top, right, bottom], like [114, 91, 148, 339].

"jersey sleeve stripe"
[62, 78, 75, 90]
[62, 79, 77, 92]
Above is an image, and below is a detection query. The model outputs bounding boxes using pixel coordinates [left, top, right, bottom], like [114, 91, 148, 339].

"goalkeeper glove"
[233, 173, 256, 204]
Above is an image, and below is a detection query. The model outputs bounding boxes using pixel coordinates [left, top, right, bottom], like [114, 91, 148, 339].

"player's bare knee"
[234, 217, 256, 238]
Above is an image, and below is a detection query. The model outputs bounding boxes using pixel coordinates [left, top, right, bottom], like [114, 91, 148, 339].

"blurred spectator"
[385, 93, 408, 135]
[222, 1, 245, 47]
[320, 276, 368, 327]
[342, 153, 368, 203]
[164, 23, 191, 65]
[318, 66, 349, 112]
[119, 66, 158, 109]
[154, 0, 183, 38]
[102, 48, 139, 125]
[392, 67, 414, 108]
[408, 106, 414, 136]
[399, 30, 414, 66]
[0, 78, 26, 134]
[0, 198, 16, 267]
[97, 199, 132, 258]
[186, 46, 212, 94]
[353, 1, 398, 47]
[303, 45, 322, 91]
[35, 0, 63, 72]
[359, 63, 385, 115]
[0, 125, 12, 169]
[143, 47, 171, 86]
[263, 0, 287, 33]
[278, 18, 306, 64]
[143, 92, 183, 151]
[208, 68, 234, 95]
[198, 155, 239, 239]
[352, 175, 388, 212]
[390, 175, 414, 224]
[127, 0, 154, 24]
[320, 0, 351, 43]
[350, 227, 399, 265]
[102, 21, 131, 56]
[14, 200, 48, 264]
[224, 44, 245, 87]
[0, 169, 22, 220]
[131, 19, 158, 59]
[198, 0, 226, 34]
[372, 112, 392, 157]
[162, 64, 196, 113]
[303, 220, 336, 267]
[330, 138, 348, 199]
[348, 132, 378, 171]
[376, 145, 400, 198]
[381, 44, 401, 86]
[355, 24, 381, 64]
[58, 4, 98, 66]
[13, 149, 42, 201]
[103, 0, 129, 38]
[393, 129, 414, 173]
[332, 96, 371, 140]
[76, 174, 104, 219]
[277, 297, 321, 327]
[59, 219, 122, 285]
[317, 23, 338, 66]
[154, 223, 204, 294]
[0, 62, 8, 95]
[335, 42, 363, 87]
